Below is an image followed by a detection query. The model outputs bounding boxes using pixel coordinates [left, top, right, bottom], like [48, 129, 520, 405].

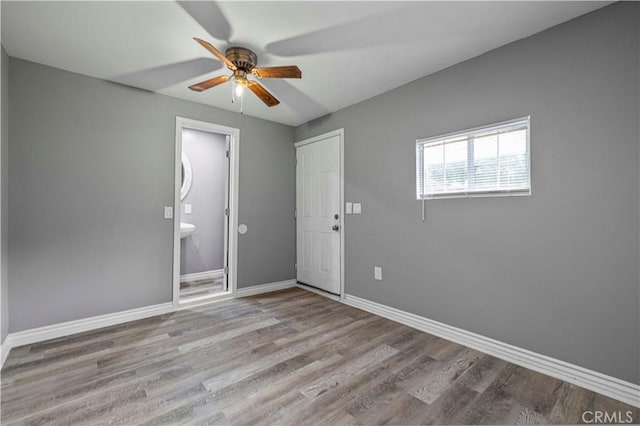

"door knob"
[332, 225, 340, 231]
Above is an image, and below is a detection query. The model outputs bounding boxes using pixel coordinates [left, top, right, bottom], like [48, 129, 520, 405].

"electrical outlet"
[353, 203, 362, 214]
[346, 202, 353, 215]
[185, 204, 192, 214]
[374, 266, 382, 281]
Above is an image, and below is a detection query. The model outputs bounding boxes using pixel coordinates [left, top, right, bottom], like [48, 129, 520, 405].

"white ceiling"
[2, 1, 609, 127]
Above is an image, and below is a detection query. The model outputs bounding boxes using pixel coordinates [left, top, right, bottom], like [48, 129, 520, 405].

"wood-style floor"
[180, 277, 225, 301]
[1, 288, 638, 425]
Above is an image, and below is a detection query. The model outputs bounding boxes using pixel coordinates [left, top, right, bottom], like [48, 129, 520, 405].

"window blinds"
[416, 117, 530, 199]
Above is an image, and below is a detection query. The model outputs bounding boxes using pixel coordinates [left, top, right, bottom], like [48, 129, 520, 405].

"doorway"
[295, 129, 344, 297]
[173, 117, 239, 307]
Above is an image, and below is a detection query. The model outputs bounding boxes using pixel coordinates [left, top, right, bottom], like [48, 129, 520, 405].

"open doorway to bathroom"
[173, 118, 238, 307]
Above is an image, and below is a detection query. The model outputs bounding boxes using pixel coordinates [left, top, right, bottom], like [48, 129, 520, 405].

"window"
[416, 117, 530, 199]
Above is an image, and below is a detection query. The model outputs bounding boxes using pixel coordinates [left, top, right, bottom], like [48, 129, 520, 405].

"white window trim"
[416, 116, 531, 200]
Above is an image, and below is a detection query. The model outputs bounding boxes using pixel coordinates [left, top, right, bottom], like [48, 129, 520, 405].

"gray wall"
[296, 2, 639, 384]
[1, 44, 7, 342]
[180, 128, 226, 275]
[8, 58, 295, 332]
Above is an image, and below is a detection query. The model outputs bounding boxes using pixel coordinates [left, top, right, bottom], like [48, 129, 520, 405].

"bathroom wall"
[180, 128, 227, 276]
[8, 58, 295, 332]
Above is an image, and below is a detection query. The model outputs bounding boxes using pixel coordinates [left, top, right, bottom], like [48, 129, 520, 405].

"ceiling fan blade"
[248, 81, 280, 107]
[252, 66, 302, 79]
[178, 2, 232, 42]
[193, 38, 236, 71]
[112, 58, 222, 92]
[188, 75, 230, 92]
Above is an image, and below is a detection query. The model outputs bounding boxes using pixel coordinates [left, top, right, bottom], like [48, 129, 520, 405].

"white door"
[296, 134, 341, 295]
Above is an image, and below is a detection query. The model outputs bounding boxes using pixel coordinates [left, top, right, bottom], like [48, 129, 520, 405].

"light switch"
[185, 204, 192, 214]
[374, 267, 382, 281]
[353, 203, 362, 214]
[164, 206, 173, 219]
[346, 202, 353, 215]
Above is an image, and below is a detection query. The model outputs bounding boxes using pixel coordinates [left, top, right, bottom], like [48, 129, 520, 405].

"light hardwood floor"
[1, 288, 638, 425]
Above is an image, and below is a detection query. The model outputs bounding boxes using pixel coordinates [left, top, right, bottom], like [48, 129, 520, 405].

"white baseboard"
[343, 293, 640, 408]
[3, 302, 174, 354]
[236, 279, 297, 297]
[180, 269, 224, 283]
[0, 337, 9, 369]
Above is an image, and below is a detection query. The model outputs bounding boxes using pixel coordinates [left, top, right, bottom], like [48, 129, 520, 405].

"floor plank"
[1, 288, 638, 425]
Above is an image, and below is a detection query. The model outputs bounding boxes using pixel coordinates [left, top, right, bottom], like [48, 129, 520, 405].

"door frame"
[173, 117, 239, 308]
[294, 128, 345, 299]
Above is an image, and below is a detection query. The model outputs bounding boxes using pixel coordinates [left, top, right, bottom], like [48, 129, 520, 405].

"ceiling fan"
[188, 38, 302, 108]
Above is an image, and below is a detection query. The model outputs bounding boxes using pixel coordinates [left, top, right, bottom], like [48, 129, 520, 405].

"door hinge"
[226, 150, 230, 158]
[294, 154, 297, 166]
[294, 209, 297, 219]
[225, 208, 229, 216]
[294, 262, 297, 271]
[224, 266, 229, 274]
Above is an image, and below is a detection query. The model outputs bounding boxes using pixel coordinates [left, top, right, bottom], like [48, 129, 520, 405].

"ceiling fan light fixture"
[233, 70, 249, 87]
[234, 81, 244, 97]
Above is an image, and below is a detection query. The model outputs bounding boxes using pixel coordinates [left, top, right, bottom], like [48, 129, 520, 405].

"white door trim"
[0, 8, 4, 357]
[174, 117, 239, 308]
[294, 129, 345, 299]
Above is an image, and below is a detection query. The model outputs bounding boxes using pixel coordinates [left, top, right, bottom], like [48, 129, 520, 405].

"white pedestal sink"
[180, 223, 195, 238]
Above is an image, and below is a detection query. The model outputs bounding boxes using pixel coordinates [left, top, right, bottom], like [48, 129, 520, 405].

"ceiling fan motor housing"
[226, 47, 258, 72]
